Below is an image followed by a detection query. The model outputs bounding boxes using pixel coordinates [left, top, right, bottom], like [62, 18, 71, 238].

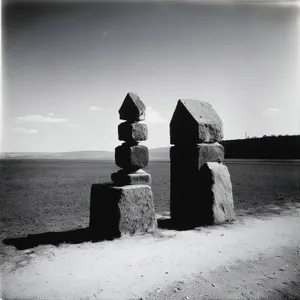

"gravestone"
[170, 99, 234, 226]
[89, 93, 157, 239]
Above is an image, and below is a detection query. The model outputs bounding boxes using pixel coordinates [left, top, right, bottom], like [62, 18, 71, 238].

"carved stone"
[118, 121, 148, 143]
[170, 99, 224, 144]
[118, 92, 146, 121]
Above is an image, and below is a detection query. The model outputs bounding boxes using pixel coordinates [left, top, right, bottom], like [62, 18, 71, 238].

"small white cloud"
[89, 106, 102, 112]
[17, 115, 68, 123]
[67, 124, 78, 128]
[263, 108, 281, 116]
[12, 128, 38, 134]
[103, 31, 107, 36]
[48, 113, 54, 116]
[145, 107, 167, 124]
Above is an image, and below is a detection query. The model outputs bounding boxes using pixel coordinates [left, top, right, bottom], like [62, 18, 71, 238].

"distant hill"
[221, 135, 300, 159]
[149, 147, 169, 160]
[2, 135, 299, 160]
[0, 149, 167, 160]
[0, 151, 114, 160]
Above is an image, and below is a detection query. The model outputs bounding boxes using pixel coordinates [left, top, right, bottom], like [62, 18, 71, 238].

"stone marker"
[170, 99, 234, 226]
[111, 169, 152, 186]
[90, 184, 156, 238]
[90, 93, 156, 240]
[118, 122, 148, 143]
[170, 99, 224, 144]
[198, 162, 235, 224]
[115, 144, 149, 171]
[170, 143, 224, 171]
[119, 92, 146, 121]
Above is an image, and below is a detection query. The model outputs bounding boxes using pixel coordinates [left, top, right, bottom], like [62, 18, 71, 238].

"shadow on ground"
[2, 228, 118, 250]
[157, 218, 196, 231]
[3, 219, 203, 250]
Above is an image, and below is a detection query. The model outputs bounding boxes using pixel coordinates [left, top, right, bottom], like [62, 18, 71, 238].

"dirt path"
[1, 207, 300, 300]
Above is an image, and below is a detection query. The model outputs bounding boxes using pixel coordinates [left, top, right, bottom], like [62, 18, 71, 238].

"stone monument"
[170, 99, 234, 227]
[89, 92, 157, 239]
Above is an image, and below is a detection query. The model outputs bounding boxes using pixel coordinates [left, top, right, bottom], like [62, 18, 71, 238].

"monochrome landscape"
[1, 0, 300, 299]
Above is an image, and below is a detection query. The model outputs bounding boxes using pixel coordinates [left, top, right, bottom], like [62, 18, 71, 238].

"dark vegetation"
[221, 135, 300, 159]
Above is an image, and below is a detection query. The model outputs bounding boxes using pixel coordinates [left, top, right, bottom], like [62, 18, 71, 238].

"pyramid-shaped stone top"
[119, 92, 146, 121]
[170, 99, 224, 144]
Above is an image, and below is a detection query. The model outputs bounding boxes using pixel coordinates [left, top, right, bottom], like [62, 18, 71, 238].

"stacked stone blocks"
[89, 93, 156, 239]
[170, 99, 234, 226]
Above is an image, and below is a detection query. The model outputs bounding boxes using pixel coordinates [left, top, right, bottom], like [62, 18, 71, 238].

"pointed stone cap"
[119, 92, 146, 121]
[170, 99, 224, 144]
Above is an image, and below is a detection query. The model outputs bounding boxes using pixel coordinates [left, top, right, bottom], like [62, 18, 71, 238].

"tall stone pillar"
[89, 93, 157, 239]
[170, 99, 234, 227]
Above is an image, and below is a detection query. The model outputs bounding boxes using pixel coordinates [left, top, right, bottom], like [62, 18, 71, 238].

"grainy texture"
[111, 169, 152, 186]
[198, 162, 235, 225]
[1, 160, 300, 240]
[170, 99, 224, 144]
[89, 183, 156, 238]
[115, 144, 149, 171]
[118, 92, 146, 121]
[118, 122, 148, 143]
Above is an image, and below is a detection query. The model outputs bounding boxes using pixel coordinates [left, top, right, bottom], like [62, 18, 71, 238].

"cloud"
[48, 113, 54, 116]
[263, 108, 281, 116]
[17, 115, 68, 123]
[12, 128, 38, 134]
[89, 106, 102, 112]
[145, 107, 167, 124]
[67, 124, 78, 128]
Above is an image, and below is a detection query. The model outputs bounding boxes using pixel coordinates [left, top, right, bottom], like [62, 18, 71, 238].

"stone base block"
[170, 143, 224, 224]
[89, 183, 157, 239]
[118, 121, 148, 143]
[115, 143, 149, 171]
[111, 169, 152, 186]
[171, 162, 234, 226]
[198, 162, 235, 224]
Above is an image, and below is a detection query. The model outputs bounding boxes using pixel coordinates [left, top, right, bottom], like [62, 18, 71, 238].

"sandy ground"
[1, 207, 300, 300]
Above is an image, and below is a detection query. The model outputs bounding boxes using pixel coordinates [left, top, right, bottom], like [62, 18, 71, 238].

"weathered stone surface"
[119, 92, 146, 121]
[115, 143, 149, 171]
[89, 183, 157, 239]
[170, 99, 224, 144]
[111, 169, 152, 186]
[118, 122, 148, 143]
[170, 161, 234, 226]
[170, 143, 225, 226]
[198, 162, 235, 224]
[170, 143, 224, 171]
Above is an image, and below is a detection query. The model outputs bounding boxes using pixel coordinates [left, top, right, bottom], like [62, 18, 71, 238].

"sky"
[2, 1, 300, 152]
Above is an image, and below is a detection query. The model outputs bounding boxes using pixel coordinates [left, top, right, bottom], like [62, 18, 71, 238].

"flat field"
[1, 159, 300, 300]
[1, 159, 300, 240]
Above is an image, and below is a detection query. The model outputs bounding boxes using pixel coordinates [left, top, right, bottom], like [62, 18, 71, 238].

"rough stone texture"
[111, 169, 152, 186]
[118, 122, 148, 143]
[170, 143, 224, 170]
[89, 183, 157, 239]
[170, 143, 225, 226]
[198, 162, 235, 225]
[119, 92, 146, 122]
[170, 161, 234, 226]
[170, 99, 224, 144]
[115, 143, 149, 171]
